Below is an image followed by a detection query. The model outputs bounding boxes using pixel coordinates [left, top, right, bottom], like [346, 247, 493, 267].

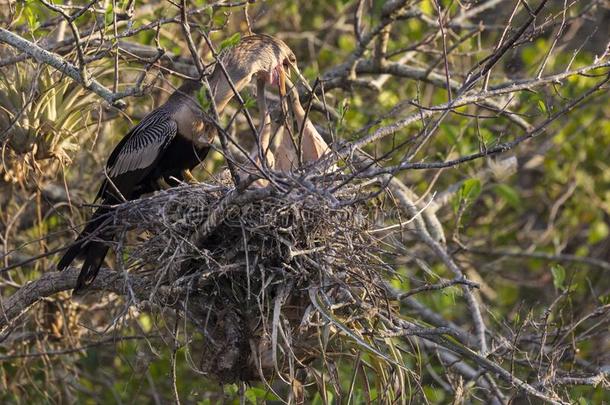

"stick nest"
[108, 173, 397, 385]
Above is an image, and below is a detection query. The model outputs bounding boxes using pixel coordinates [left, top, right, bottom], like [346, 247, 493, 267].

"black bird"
[58, 34, 298, 292]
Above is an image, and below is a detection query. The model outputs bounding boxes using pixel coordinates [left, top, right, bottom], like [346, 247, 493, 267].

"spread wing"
[96, 109, 178, 202]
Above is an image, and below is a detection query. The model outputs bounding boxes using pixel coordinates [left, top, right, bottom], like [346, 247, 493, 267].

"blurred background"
[1, 0, 609, 403]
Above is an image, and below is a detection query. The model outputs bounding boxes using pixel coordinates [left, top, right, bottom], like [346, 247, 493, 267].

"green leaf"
[337, 34, 355, 52]
[242, 93, 256, 109]
[196, 88, 211, 111]
[245, 387, 279, 402]
[104, 2, 114, 27]
[219, 33, 241, 52]
[141, 30, 155, 46]
[478, 127, 494, 144]
[213, 13, 228, 27]
[588, 220, 609, 244]
[494, 184, 522, 210]
[537, 99, 547, 115]
[205, 7, 214, 19]
[551, 264, 566, 290]
[23, 3, 40, 32]
[139, 314, 152, 333]
[335, 99, 348, 134]
[442, 123, 459, 145]
[459, 178, 482, 202]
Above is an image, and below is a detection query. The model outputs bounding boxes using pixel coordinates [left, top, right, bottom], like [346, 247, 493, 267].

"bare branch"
[0, 28, 126, 108]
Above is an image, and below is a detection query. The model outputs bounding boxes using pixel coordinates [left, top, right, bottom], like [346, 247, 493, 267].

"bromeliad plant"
[0, 61, 100, 182]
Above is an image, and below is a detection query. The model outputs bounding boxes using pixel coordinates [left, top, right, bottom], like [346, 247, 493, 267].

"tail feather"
[58, 207, 113, 291]
[57, 240, 85, 270]
[74, 242, 109, 293]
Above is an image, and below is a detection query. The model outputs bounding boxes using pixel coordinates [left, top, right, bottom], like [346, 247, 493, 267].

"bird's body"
[58, 34, 298, 292]
[58, 80, 212, 290]
[97, 80, 210, 202]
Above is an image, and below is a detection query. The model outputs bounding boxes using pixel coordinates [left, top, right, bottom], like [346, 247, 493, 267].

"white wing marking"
[107, 119, 177, 177]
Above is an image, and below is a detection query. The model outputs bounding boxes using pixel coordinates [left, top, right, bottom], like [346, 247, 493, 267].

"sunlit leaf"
[494, 184, 522, 210]
[551, 264, 566, 290]
[460, 178, 482, 202]
[588, 220, 609, 244]
[219, 33, 241, 52]
[105, 2, 114, 27]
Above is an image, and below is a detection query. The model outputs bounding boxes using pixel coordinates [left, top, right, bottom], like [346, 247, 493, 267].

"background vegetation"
[1, 0, 609, 403]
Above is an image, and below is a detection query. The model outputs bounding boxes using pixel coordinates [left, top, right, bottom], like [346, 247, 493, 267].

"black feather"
[58, 207, 111, 270]
[59, 81, 212, 292]
[74, 242, 109, 293]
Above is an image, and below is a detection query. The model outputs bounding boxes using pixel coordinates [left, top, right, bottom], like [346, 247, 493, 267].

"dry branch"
[0, 28, 126, 108]
[2, 1, 609, 402]
[0, 267, 152, 334]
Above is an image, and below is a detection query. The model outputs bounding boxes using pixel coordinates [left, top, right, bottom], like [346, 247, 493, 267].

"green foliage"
[0, 62, 101, 183]
[196, 87, 212, 111]
[104, 2, 114, 27]
[1, 1, 609, 404]
[459, 178, 482, 203]
[23, 2, 40, 32]
[588, 220, 609, 244]
[242, 93, 257, 109]
[551, 264, 566, 290]
[452, 178, 481, 214]
[493, 184, 522, 210]
[219, 33, 241, 52]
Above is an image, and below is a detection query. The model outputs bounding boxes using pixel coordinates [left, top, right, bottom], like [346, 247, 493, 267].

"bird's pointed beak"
[290, 64, 313, 94]
[287, 63, 319, 103]
[278, 65, 287, 98]
[269, 64, 287, 97]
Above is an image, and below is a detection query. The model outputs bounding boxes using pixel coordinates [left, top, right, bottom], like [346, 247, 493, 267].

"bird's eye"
[284, 55, 296, 68]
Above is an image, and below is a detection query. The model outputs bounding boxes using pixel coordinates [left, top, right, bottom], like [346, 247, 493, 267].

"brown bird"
[58, 34, 298, 292]
[241, 72, 332, 184]
[274, 77, 332, 172]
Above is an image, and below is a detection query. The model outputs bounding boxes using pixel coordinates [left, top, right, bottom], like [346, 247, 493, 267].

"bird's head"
[219, 34, 299, 96]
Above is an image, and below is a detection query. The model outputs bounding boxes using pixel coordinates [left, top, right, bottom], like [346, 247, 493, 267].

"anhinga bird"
[241, 75, 333, 184]
[58, 34, 298, 292]
[274, 77, 332, 172]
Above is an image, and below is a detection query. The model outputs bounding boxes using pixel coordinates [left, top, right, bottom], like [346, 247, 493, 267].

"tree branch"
[0, 268, 152, 335]
[0, 28, 126, 108]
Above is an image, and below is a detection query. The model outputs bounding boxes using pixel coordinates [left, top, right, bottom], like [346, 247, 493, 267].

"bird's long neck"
[169, 80, 202, 108]
[207, 65, 252, 112]
[169, 65, 253, 113]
